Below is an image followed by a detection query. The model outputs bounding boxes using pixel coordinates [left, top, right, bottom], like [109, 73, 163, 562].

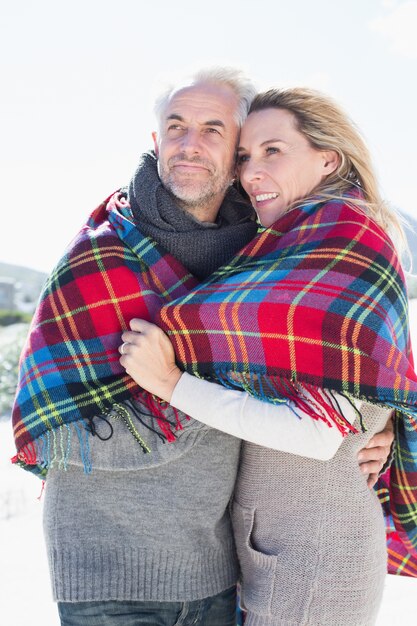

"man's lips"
[172, 162, 209, 172]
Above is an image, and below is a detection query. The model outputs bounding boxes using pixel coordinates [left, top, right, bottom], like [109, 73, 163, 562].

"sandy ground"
[1, 301, 416, 625]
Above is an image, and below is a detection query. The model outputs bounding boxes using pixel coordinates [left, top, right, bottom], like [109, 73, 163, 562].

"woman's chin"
[256, 207, 287, 228]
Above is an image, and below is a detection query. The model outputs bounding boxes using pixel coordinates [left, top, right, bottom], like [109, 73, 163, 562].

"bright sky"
[1, 0, 416, 273]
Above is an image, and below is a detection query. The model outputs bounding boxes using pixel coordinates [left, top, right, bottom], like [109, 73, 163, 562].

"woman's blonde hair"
[248, 88, 408, 255]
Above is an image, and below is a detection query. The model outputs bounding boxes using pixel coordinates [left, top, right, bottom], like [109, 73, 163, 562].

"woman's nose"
[241, 160, 264, 185]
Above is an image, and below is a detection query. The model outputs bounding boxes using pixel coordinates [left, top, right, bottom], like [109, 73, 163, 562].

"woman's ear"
[322, 150, 339, 175]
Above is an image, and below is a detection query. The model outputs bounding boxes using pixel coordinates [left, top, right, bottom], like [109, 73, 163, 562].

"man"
[12, 68, 393, 626]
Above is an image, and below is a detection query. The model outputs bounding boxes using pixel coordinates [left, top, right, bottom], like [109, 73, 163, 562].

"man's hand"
[119, 319, 182, 403]
[357, 415, 394, 488]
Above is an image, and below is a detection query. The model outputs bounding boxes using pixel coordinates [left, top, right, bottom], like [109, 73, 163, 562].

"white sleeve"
[170, 373, 359, 461]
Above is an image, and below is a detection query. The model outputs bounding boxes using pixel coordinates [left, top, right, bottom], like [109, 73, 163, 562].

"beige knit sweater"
[232, 401, 390, 626]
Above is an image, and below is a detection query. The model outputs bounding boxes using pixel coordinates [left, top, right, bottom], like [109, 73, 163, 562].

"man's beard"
[158, 155, 234, 212]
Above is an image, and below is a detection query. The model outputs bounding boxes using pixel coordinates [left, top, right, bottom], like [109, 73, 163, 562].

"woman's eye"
[266, 146, 280, 155]
[237, 154, 249, 165]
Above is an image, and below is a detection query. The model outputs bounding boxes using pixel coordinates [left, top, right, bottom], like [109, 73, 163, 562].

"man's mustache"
[168, 154, 214, 172]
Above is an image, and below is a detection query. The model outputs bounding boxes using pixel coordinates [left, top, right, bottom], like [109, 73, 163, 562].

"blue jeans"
[57, 586, 237, 626]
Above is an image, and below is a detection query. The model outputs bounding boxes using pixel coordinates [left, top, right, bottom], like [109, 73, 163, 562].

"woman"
[119, 88, 417, 625]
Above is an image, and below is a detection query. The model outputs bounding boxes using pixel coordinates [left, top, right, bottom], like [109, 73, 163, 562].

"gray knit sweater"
[43, 414, 241, 601]
[232, 402, 390, 626]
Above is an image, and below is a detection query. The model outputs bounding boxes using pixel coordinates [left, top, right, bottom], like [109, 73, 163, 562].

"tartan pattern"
[157, 193, 417, 566]
[387, 538, 417, 577]
[376, 470, 417, 576]
[12, 192, 197, 475]
[12, 187, 417, 574]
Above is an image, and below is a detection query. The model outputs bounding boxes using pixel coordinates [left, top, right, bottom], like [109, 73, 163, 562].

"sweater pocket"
[232, 500, 277, 617]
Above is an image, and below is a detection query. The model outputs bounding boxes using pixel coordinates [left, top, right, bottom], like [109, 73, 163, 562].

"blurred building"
[0, 277, 16, 310]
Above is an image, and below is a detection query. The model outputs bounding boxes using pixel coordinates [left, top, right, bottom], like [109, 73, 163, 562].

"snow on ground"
[0, 421, 58, 625]
[1, 300, 416, 625]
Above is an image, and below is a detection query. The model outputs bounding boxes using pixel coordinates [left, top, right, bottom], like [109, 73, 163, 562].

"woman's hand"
[357, 414, 395, 488]
[119, 319, 182, 403]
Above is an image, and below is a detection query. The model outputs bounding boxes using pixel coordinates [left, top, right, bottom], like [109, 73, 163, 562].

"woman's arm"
[171, 372, 357, 460]
[119, 319, 357, 460]
[119, 319, 393, 470]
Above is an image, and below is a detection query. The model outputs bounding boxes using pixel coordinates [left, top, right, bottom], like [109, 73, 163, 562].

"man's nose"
[180, 129, 202, 155]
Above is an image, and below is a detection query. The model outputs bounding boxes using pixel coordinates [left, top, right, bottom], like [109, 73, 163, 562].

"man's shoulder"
[47, 190, 128, 281]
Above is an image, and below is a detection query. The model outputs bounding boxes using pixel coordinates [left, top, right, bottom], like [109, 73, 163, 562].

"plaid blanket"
[377, 470, 417, 577]
[12, 187, 417, 574]
[12, 192, 197, 476]
[157, 192, 417, 566]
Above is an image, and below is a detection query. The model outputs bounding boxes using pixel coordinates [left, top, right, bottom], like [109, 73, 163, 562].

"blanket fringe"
[108, 403, 151, 453]
[10, 391, 190, 476]
[134, 391, 189, 443]
[12, 420, 94, 476]
[211, 369, 361, 436]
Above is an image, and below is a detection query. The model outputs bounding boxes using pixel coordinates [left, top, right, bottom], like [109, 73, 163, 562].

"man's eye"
[167, 125, 183, 132]
[206, 127, 221, 135]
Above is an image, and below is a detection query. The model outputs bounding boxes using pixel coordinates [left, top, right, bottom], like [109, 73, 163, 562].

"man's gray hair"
[154, 66, 257, 130]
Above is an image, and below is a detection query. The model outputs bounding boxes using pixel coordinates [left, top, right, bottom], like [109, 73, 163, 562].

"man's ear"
[322, 150, 339, 175]
[152, 131, 159, 157]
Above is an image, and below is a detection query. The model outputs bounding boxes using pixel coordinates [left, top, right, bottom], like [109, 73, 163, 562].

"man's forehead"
[164, 83, 239, 123]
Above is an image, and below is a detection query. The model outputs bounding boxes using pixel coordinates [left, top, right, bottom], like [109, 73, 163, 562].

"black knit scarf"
[128, 151, 257, 279]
